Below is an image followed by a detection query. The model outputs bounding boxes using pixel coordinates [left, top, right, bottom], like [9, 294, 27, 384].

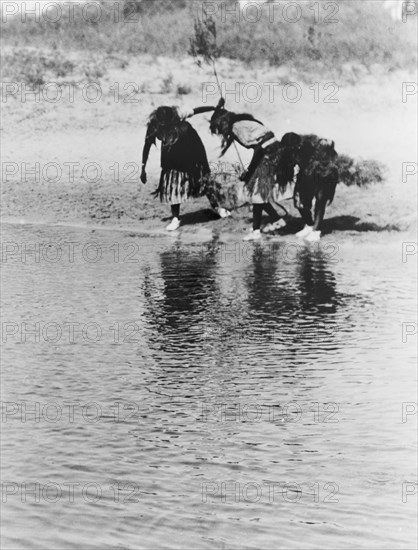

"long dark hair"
[210, 108, 262, 155]
[147, 106, 183, 148]
[148, 106, 181, 128]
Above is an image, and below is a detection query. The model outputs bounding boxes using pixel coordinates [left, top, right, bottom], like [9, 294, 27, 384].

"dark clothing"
[246, 133, 339, 206]
[246, 141, 284, 202]
[151, 120, 211, 204]
[252, 203, 281, 230]
[292, 134, 339, 209]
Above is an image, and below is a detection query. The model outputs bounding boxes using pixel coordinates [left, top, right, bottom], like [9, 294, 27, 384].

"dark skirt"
[153, 120, 210, 204]
[245, 134, 339, 204]
[246, 142, 297, 202]
[294, 135, 340, 207]
[157, 167, 209, 204]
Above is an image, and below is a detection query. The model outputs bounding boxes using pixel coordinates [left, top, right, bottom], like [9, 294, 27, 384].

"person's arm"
[140, 124, 156, 184]
[220, 134, 234, 157]
[186, 97, 225, 118]
[240, 145, 265, 182]
[188, 106, 216, 117]
[239, 131, 275, 181]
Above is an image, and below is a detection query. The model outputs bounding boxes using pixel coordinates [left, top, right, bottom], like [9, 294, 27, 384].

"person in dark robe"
[141, 100, 230, 231]
[210, 102, 339, 242]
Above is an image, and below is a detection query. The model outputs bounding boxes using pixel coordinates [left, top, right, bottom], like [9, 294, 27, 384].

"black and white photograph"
[1, 0, 417, 548]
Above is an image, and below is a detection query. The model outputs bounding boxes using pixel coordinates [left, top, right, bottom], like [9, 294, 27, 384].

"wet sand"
[1, 56, 417, 238]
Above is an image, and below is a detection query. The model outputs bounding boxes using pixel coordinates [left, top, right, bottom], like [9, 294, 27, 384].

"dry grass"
[1, 1, 417, 83]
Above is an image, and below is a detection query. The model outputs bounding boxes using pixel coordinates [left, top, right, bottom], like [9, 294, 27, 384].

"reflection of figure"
[245, 245, 343, 347]
[293, 249, 341, 315]
[142, 242, 220, 350]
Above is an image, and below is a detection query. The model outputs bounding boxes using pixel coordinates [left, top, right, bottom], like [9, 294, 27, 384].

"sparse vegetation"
[1, 0, 416, 83]
[160, 74, 174, 94]
[176, 84, 192, 96]
[336, 157, 386, 188]
[1, 49, 75, 86]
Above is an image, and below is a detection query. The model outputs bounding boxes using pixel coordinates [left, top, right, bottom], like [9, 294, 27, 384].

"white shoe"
[305, 230, 321, 242]
[262, 219, 287, 233]
[166, 217, 180, 231]
[243, 229, 262, 241]
[296, 225, 313, 238]
[216, 207, 232, 219]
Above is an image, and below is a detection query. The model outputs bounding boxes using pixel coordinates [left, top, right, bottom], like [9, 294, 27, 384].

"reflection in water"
[294, 248, 341, 313]
[246, 244, 341, 313]
[245, 244, 350, 352]
[142, 241, 220, 351]
[143, 239, 347, 348]
[2, 225, 417, 550]
[140, 238, 362, 414]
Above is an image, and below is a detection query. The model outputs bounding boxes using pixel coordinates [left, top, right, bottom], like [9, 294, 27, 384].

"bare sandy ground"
[1, 54, 417, 238]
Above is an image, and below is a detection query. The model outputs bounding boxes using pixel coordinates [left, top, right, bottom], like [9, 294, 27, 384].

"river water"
[1, 223, 417, 549]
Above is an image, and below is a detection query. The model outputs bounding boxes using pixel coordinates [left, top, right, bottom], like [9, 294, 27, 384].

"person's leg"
[296, 186, 315, 238]
[261, 202, 287, 233]
[304, 188, 327, 242]
[208, 196, 219, 209]
[243, 203, 263, 241]
[243, 186, 265, 241]
[253, 204, 263, 230]
[171, 204, 180, 219]
[167, 204, 181, 231]
[312, 190, 327, 231]
[205, 187, 231, 218]
[263, 202, 281, 222]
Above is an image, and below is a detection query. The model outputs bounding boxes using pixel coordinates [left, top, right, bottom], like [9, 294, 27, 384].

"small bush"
[160, 74, 173, 94]
[176, 83, 192, 95]
[82, 61, 106, 81]
[336, 155, 386, 187]
[1, 49, 76, 86]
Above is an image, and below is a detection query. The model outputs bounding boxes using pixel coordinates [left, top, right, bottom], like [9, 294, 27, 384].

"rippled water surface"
[1, 224, 417, 549]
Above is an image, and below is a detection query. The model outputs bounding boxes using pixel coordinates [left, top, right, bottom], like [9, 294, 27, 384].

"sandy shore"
[2, 55, 417, 238]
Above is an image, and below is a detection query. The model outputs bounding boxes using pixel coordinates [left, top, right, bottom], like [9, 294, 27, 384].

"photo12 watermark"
[201, 80, 340, 105]
[401, 402, 417, 423]
[1, 239, 342, 266]
[1, 81, 142, 104]
[201, 480, 340, 503]
[1, 1, 148, 24]
[401, 322, 417, 343]
[201, 318, 345, 345]
[1, 241, 155, 264]
[1, 321, 146, 345]
[402, 242, 417, 263]
[199, 1, 340, 24]
[1, 400, 141, 424]
[402, 81, 417, 102]
[1, 480, 140, 504]
[402, 162, 417, 183]
[199, 401, 340, 423]
[2, 161, 142, 184]
[199, 240, 341, 265]
[2, 160, 258, 184]
[402, 482, 417, 503]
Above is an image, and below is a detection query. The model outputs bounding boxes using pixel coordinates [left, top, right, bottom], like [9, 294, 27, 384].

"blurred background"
[2, 0, 417, 86]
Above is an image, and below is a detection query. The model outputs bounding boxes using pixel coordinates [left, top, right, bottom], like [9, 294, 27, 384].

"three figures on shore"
[141, 98, 339, 242]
